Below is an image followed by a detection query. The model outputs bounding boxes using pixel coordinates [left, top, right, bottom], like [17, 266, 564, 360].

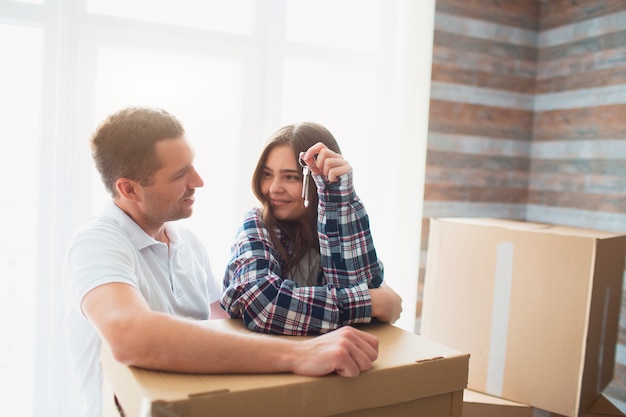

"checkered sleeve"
[220, 209, 372, 335]
[314, 170, 384, 290]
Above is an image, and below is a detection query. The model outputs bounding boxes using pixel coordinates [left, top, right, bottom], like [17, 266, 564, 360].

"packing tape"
[140, 398, 151, 417]
[486, 242, 514, 397]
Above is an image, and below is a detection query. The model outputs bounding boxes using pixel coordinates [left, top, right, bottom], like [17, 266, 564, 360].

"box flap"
[433, 217, 626, 240]
[464, 389, 529, 407]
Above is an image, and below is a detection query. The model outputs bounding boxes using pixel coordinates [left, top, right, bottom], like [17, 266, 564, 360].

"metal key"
[299, 154, 311, 207]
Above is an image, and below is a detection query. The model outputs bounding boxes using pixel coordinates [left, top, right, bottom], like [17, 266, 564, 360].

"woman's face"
[260, 144, 308, 222]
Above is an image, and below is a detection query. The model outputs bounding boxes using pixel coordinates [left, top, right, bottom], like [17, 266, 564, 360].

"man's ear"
[115, 178, 141, 201]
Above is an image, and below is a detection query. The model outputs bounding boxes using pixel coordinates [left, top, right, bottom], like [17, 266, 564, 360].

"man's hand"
[290, 326, 379, 377]
[83, 283, 380, 377]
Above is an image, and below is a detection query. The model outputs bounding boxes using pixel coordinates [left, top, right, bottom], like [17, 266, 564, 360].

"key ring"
[299, 153, 318, 168]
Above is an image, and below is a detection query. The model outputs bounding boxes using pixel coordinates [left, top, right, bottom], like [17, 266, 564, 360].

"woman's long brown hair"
[252, 122, 342, 274]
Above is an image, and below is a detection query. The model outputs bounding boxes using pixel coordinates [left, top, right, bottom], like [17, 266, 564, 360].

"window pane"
[281, 57, 379, 171]
[91, 46, 245, 274]
[285, 0, 382, 51]
[0, 22, 42, 417]
[280, 56, 385, 221]
[85, 0, 256, 34]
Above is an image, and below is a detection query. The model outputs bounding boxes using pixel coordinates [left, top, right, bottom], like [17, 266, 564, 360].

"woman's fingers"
[301, 144, 351, 182]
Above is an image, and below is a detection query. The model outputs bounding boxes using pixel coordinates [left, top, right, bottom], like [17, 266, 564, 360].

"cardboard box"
[463, 389, 537, 417]
[102, 319, 470, 417]
[585, 394, 626, 416]
[421, 218, 626, 417]
[463, 389, 625, 417]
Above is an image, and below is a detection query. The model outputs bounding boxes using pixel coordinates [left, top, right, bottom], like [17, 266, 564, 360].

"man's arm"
[82, 282, 378, 377]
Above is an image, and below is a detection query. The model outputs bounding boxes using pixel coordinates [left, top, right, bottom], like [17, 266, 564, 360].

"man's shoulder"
[67, 203, 141, 252]
[66, 215, 134, 259]
[72, 203, 128, 234]
[72, 213, 125, 239]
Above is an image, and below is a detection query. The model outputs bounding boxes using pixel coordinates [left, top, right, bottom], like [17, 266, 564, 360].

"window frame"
[0, 1, 434, 415]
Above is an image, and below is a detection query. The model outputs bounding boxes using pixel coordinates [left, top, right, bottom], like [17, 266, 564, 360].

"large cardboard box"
[421, 218, 626, 417]
[102, 319, 470, 417]
[463, 389, 538, 417]
[463, 389, 625, 417]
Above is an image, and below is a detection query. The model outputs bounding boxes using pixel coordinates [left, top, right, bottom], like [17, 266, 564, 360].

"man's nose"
[190, 167, 204, 188]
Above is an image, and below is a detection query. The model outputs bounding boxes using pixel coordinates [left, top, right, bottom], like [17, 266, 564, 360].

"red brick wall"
[533, 0, 626, 403]
[421, 0, 626, 406]
[420, 0, 539, 325]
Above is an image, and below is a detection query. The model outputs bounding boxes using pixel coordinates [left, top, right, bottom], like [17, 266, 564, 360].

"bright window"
[0, 1, 434, 415]
[88, 46, 245, 269]
[285, 0, 382, 51]
[280, 57, 384, 210]
[0, 22, 42, 417]
[85, 0, 256, 34]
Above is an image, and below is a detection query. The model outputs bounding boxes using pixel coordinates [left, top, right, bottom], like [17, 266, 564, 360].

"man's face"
[139, 137, 204, 225]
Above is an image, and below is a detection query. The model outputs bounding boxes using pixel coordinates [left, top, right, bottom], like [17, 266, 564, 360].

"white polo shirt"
[63, 202, 221, 417]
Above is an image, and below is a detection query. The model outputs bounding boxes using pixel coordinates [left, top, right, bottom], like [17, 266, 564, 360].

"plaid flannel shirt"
[220, 170, 384, 335]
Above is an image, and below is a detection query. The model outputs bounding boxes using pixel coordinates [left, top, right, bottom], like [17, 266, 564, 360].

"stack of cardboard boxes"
[421, 217, 626, 417]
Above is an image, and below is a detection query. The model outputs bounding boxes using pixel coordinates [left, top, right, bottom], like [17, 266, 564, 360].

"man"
[63, 106, 379, 417]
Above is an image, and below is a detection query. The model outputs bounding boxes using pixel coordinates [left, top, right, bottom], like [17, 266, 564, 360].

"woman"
[221, 122, 402, 335]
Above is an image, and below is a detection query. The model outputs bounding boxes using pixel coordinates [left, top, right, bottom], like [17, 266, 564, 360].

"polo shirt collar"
[103, 201, 179, 251]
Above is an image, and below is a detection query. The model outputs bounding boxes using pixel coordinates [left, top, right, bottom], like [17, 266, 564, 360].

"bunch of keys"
[299, 153, 311, 207]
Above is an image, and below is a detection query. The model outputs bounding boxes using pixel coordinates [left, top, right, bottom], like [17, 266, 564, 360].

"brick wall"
[421, 0, 626, 405]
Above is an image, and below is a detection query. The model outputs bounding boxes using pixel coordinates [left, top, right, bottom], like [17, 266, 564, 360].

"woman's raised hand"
[300, 142, 352, 183]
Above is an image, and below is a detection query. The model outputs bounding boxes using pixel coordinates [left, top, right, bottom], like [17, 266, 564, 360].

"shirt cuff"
[312, 171, 356, 203]
[336, 281, 372, 325]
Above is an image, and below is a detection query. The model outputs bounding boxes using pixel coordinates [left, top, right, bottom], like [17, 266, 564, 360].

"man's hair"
[91, 106, 185, 197]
